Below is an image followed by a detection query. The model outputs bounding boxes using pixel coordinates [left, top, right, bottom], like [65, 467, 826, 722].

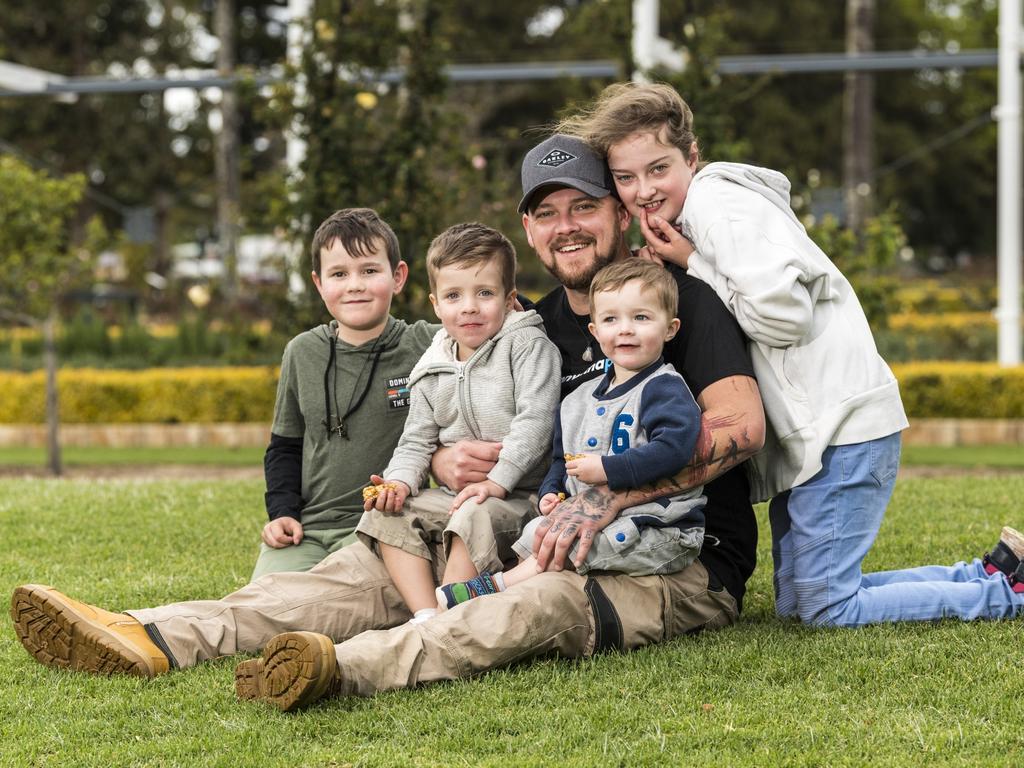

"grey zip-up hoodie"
[383, 309, 561, 494]
[680, 162, 908, 502]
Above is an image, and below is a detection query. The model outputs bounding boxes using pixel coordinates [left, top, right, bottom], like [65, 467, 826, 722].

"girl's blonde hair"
[556, 82, 698, 159]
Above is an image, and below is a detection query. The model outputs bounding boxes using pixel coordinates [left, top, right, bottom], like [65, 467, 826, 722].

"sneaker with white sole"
[1009, 560, 1024, 594]
[983, 526, 1024, 577]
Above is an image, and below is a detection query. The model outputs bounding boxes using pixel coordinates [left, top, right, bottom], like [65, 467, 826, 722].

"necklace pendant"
[582, 345, 593, 363]
[338, 422, 348, 439]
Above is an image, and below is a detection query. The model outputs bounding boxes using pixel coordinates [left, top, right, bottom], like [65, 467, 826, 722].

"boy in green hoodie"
[252, 207, 437, 578]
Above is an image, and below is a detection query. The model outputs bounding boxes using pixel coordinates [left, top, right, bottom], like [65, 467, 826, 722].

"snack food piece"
[362, 482, 398, 502]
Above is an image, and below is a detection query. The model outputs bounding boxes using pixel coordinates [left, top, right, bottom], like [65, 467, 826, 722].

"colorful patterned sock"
[436, 572, 503, 610]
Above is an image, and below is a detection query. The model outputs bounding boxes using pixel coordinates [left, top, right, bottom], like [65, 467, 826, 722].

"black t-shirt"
[532, 265, 758, 610]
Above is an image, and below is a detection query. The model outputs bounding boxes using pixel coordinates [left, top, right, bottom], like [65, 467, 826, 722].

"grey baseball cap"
[518, 134, 616, 213]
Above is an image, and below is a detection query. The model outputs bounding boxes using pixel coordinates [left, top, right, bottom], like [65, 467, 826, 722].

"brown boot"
[10, 584, 170, 677]
[233, 657, 262, 701]
[235, 631, 341, 712]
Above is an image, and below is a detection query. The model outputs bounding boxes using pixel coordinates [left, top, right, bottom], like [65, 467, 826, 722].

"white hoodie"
[679, 161, 908, 502]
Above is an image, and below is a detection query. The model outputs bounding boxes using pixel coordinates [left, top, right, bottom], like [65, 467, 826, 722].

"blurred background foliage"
[0, 0, 1010, 369]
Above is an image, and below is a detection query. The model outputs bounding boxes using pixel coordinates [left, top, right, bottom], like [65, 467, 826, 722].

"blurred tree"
[871, 1, 997, 265]
[0, 0, 999, 335]
[0, 156, 93, 474]
[213, 0, 242, 302]
[843, 0, 875, 234]
[199, 1, 291, 303]
[232, 2, 292, 235]
[285, 0, 472, 324]
[647, 0, 998, 265]
[0, 1, 292, 317]
[807, 208, 905, 330]
[0, 1, 197, 281]
[428, 1, 628, 297]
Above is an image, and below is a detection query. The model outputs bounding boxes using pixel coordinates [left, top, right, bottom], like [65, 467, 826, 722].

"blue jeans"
[769, 432, 1024, 627]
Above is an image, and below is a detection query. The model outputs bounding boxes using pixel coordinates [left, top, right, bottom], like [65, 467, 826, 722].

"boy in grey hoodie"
[358, 223, 561, 623]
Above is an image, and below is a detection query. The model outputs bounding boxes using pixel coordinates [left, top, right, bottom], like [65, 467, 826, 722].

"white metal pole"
[285, 0, 311, 295]
[631, 0, 657, 82]
[286, 0, 311, 177]
[996, 0, 1022, 366]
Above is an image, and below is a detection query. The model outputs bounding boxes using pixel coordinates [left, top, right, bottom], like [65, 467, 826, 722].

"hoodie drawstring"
[322, 336, 386, 440]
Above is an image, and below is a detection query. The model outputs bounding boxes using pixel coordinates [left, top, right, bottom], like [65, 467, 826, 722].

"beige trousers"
[331, 558, 737, 697]
[355, 487, 538, 574]
[128, 541, 417, 668]
[128, 541, 738, 691]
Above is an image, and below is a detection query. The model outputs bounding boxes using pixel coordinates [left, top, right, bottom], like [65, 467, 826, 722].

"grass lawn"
[0, 445, 264, 468]
[2, 443, 1024, 472]
[2, 475, 1023, 766]
[900, 444, 1024, 469]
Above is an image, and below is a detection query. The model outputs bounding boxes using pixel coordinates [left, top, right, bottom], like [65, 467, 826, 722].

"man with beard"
[434, 134, 764, 621]
[10, 135, 765, 712]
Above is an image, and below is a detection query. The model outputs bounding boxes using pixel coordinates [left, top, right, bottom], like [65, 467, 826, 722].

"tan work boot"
[234, 657, 262, 701]
[10, 584, 170, 677]
[235, 631, 341, 712]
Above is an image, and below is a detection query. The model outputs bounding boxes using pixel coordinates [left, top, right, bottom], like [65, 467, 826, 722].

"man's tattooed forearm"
[621, 416, 756, 502]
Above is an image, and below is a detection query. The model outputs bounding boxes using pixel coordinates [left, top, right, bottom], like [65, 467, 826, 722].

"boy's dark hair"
[310, 208, 401, 274]
[589, 259, 678, 318]
[426, 222, 517, 294]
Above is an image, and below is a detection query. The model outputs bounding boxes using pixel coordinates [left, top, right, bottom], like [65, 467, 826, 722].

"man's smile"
[552, 238, 595, 255]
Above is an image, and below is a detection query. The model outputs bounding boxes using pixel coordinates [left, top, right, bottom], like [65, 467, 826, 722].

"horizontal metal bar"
[0, 60, 622, 97]
[717, 49, 1000, 74]
[446, 60, 621, 81]
[1, 48, 1001, 98]
[0, 74, 278, 96]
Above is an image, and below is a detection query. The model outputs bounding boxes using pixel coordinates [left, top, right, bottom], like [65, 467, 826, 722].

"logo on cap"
[538, 149, 576, 168]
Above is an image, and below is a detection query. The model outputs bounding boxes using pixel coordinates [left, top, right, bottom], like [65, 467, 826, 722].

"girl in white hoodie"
[556, 82, 1024, 627]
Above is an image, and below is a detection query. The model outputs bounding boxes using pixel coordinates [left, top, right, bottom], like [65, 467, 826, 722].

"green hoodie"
[272, 315, 438, 531]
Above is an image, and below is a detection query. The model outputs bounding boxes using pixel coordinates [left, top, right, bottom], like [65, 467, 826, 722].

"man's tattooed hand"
[532, 486, 619, 571]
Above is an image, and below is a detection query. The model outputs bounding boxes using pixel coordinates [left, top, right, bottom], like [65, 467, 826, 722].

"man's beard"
[544, 237, 617, 291]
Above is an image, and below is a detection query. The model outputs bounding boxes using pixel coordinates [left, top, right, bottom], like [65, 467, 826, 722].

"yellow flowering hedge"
[0, 367, 278, 423]
[0, 363, 1021, 423]
[893, 281, 997, 314]
[0, 319, 274, 343]
[891, 363, 1024, 418]
[888, 312, 995, 332]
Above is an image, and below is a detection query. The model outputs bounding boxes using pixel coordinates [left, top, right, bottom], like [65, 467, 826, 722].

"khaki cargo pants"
[355, 487, 538, 574]
[129, 546, 737, 696]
